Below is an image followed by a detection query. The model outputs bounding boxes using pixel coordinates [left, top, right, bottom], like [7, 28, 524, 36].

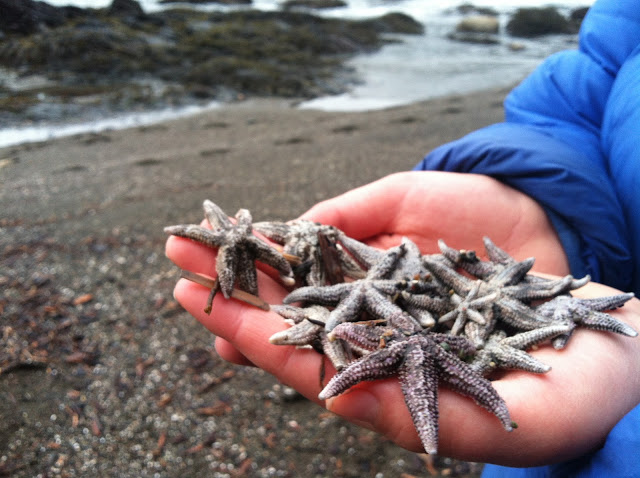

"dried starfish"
[254, 219, 364, 286]
[319, 330, 513, 454]
[471, 324, 572, 375]
[283, 243, 422, 332]
[535, 293, 637, 348]
[165, 200, 294, 302]
[269, 304, 353, 370]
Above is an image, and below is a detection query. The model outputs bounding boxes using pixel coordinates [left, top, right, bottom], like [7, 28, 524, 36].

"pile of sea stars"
[165, 200, 638, 455]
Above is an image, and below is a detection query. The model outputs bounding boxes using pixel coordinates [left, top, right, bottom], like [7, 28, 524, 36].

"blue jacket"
[413, 0, 640, 475]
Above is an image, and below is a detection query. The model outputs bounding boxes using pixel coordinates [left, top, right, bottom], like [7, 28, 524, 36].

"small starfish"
[269, 304, 353, 370]
[165, 200, 294, 301]
[438, 281, 497, 335]
[283, 244, 422, 332]
[471, 324, 572, 376]
[318, 331, 513, 454]
[535, 293, 638, 348]
[422, 257, 585, 331]
[254, 220, 364, 286]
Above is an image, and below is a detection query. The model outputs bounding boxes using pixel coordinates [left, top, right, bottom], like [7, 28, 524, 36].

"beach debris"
[165, 200, 638, 454]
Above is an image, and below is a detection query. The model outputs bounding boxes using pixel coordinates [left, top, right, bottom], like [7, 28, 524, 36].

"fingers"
[214, 337, 256, 367]
[173, 278, 331, 403]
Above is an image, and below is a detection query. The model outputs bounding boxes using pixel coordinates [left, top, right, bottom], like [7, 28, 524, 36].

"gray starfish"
[164, 200, 294, 299]
[269, 304, 353, 370]
[535, 293, 637, 348]
[254, 219, 364, 286]
[283, 243, 421, 332]
[422, 257, 585, 331]
[438, 281, 497, 335]
[318, 331, 513, 455]
[471, 324, 572, 376]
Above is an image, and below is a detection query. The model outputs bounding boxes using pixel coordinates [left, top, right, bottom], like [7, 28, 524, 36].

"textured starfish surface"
[283, 243, 433, 333]
[319, 329, 513, 454]
[167, 201, 639, 455]
[165, 200, 294, 299]
[269, 304, 353, 370]
[254, 220, 365, 286]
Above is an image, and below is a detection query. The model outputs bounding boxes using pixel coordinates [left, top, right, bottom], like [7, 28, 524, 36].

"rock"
[108, 0, 145, 17]
[159, 0, 251, 4]
[0, 0, 67, 35]
[454, 3, 498, 16]
[507, 7, 571, 37]
[456, 15, 499, 34]
[361, 12, 424, 35]
[281, 0, 346, 9]
[448, 31, 499, 45]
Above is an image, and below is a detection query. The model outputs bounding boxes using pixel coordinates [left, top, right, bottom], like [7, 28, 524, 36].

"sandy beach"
[0, 87, 508, 477]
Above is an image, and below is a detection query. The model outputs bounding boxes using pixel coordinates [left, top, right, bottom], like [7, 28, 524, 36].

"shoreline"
[0, 87, 508, 477]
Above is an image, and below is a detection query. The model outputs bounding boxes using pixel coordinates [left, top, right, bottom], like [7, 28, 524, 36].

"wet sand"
[0, 88, 508, 477]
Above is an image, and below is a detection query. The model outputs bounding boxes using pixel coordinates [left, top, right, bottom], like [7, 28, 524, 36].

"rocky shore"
[0, 0, 423, 127]
[0, 0, 588, 129]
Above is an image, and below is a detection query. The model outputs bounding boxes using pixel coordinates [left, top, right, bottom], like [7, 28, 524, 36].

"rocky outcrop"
[507, 7, 572, 37]
[0, 2, 424, 122]
[0, 0, 86, 35]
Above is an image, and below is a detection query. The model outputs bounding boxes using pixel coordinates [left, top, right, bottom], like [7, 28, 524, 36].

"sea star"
[422, 256, 585, 332]
[269, 304, 353, 370]
[470, 324, 572, 375]
[253, 219, 364, 286]
[164, 200, 294, 301]
[534, 293, 638, 348]
[319, 329, 513, 454]
[283, 243, 424, 332]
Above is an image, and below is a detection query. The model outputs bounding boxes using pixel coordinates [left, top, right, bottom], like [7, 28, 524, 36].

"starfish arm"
[505, 275, 591, 302]
[502, 324, 573, 349]
[320, 335, 353, 371]
[401, 291, 452, 315]
[337, 233, 383, 270]
[203, 199, 233, 230]
[245, 237, 294, 282]
[422, 257, 473, 295]
[482, 236, 513, 264]
[234, 249, 259, 296]
[472, 346, 551, 375]
[269, 320, 323, 346]
[283, 283, 353, 306]
[271, 304, 311, 324]
[494, 296, 553, 330]
[399, 344, 440, 454]
[317, 341, 406, 400]
[328, 322, 392, 352]
[393, 237, 428, 279]
[576, 292, 635, 312]
[336, 245, 367, 280]
[403, 302, 436, 329]
[433, 343, 513, 432]
[368, 243, 407, 279]
[163, 224, 227, 248]
[580, 311, 638, 336]
[252, 221, 291, 244]
[325, 288, 366, 331]
[363, 286, 405, 320]
[492, 257, 535, 286]
[216, 244, 239, 298]
[438, 239, 495, 278]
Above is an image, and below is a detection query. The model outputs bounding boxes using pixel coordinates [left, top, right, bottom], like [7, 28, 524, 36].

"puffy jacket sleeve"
[413, 0, 640, 293]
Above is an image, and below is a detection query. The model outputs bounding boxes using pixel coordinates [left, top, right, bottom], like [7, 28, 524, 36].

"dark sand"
[0, 88, 508, 477]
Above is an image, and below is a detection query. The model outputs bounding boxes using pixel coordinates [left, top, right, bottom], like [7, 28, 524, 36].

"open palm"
[165, 171, 640, 466]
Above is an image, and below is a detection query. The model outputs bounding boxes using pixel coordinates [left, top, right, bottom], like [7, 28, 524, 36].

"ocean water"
[1, 0, 593, 147]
